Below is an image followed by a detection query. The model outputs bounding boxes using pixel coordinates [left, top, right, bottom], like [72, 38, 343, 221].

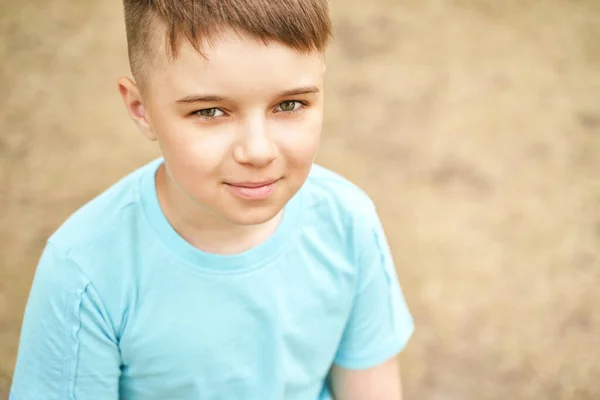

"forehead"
[147, 29, 325, 99]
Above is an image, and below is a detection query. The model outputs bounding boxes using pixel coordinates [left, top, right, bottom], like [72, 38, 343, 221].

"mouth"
[224, 178, 281, 200]
[226, 179, 280, 189]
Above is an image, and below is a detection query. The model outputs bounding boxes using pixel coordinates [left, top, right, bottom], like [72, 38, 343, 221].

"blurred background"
[1, 0, 600, 398]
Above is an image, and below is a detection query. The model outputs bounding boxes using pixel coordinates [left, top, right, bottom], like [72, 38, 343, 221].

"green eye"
[198, 108, 217, 117]
[193, 108, 225, 119]
[279, 101, 298, 112]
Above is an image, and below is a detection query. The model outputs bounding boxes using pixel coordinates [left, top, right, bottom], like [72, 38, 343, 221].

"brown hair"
[123, 0, 332, 85]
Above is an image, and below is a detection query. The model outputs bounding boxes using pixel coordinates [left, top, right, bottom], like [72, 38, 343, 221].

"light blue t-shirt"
[11, 158, 414, 400]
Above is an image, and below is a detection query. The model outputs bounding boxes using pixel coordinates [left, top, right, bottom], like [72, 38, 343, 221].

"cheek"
[277, 114, 322, 166]
[154, 119, 232, 183]
[159, 121, 231, 156]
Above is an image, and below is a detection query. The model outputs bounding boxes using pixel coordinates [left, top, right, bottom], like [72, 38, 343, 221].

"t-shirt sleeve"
[10, 242, 121, 399]
[333, 204, 415, 370]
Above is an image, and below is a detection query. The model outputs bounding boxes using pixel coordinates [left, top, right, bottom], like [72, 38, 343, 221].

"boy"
[10, 0, 414, 399]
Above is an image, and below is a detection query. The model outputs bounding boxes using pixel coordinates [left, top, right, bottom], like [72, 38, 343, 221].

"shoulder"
[301, 164, 377, 221]
[48, 159, 157, 254]
[297, 165, 383, 260]
[38, 160, 160, 336]
[45, 158, 160, 295]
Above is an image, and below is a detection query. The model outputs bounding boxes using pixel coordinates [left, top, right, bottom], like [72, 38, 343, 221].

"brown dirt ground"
[1, 0, 600, 399]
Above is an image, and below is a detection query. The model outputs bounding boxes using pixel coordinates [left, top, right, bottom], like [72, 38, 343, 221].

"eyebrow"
[175, 85, 320, 104]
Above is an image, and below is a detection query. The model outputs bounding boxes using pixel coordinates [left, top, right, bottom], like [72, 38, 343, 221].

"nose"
[232, 116, 277, 167]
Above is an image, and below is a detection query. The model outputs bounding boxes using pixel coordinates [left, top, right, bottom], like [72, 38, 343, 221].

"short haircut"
[123, 0, 333, 87]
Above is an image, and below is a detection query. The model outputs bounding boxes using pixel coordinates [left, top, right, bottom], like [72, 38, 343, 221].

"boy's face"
[119, 29, 325, 227]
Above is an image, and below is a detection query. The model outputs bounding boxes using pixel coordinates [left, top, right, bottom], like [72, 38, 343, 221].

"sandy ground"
[1, 0, 600, 399]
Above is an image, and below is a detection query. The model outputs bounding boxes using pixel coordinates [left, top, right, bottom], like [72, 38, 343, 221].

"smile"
[225, 179, 281, 200]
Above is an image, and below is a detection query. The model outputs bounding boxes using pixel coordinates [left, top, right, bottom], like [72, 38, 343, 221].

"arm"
[329, 356, 403, 400]
[10, 242, 121, 399]
[329, 205, 413, 400]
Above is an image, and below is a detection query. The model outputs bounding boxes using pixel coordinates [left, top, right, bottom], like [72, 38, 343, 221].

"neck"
[155, 164, 282, 255]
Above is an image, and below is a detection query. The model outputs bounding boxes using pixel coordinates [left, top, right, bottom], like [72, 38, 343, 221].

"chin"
[224, 205, 284, 227]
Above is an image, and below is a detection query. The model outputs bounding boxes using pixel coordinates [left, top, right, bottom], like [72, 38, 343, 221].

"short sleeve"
[10, 242, 121, 399]
[333, 205, 414, 369]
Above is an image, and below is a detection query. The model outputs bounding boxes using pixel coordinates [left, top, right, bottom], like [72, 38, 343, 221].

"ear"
[117, 77, 157, 141]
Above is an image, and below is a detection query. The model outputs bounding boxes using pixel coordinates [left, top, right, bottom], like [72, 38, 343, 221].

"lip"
[225, 178, 281, 200]
[227, 179, 280, 188]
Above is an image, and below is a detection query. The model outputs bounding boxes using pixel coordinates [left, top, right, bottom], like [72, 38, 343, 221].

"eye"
[192, 108, 225, 118]
[276, 101, 303, 113]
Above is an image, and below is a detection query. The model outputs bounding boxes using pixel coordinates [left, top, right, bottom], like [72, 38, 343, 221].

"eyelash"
[190, 100, 307, 121]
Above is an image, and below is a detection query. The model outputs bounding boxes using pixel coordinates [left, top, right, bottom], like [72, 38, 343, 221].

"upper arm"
[330, 204, 414, 398]
[10, 242, 121, 399]
[329, 356, 402, 400]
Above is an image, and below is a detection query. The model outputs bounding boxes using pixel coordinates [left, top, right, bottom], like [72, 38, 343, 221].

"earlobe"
[117, 77, 157, 141]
